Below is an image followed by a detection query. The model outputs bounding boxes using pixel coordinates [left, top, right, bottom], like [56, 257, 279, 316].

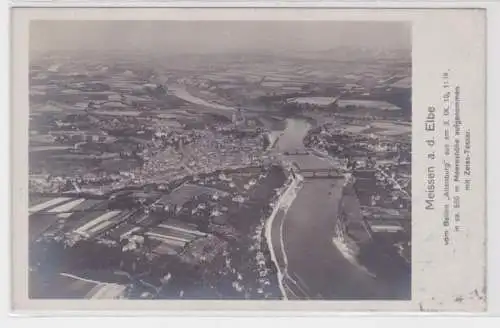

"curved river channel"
[268, 118, 410, 300]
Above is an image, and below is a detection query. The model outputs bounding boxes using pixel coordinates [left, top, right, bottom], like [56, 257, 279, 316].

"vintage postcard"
[10, 7, 486, 313]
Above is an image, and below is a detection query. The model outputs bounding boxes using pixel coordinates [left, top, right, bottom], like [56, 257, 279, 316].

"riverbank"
[263, 170, 304, 299]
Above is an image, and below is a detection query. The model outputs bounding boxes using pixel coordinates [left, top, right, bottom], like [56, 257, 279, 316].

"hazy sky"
[31, 20, 411, 55]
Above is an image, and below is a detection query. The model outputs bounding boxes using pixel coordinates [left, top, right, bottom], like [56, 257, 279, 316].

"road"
[270, 118, 407, 300]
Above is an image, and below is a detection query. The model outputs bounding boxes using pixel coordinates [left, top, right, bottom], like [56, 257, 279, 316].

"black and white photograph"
[27, 20, 412, 301]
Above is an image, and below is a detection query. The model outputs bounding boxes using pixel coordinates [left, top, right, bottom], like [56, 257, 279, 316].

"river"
[274, 118, 311, 152]
[272, 118, 334, 171]
[169, 85, 235, 112]
[269, 117, 407, 300]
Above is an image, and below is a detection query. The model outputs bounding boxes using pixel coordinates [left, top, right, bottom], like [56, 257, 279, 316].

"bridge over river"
[268, 118, 409, 300]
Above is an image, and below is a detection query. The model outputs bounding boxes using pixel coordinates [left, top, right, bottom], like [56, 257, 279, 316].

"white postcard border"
[10, 7, 487, 313]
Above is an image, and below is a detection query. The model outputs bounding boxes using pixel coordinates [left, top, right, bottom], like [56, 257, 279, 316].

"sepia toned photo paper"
[10, 7, 486, 313]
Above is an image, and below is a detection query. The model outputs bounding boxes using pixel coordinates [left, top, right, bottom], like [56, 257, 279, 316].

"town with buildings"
[29, 21, 412, 300]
